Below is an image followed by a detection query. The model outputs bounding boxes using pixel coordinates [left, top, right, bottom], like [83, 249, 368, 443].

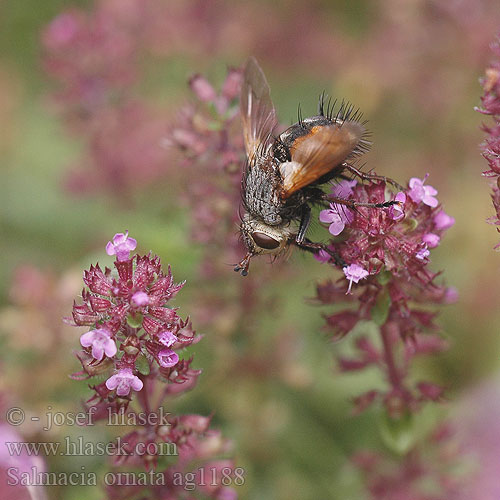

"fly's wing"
[280, 122, 364, 199]
[240, 57, 278, 163]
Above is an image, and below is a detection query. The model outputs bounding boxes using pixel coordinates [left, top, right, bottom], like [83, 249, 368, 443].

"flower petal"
[319, 209, 336, 223]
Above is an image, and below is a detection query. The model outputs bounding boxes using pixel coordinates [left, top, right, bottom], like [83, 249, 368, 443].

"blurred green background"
[1, 0, 500, 499]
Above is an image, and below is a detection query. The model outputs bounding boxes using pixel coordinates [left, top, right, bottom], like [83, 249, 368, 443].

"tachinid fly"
[234, 57, 399, 276]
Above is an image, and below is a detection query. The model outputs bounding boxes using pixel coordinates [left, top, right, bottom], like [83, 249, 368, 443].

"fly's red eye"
[252, 232, 280, 250]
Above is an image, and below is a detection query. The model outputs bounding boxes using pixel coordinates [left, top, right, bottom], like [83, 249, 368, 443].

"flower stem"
[380, 322, 404, 393]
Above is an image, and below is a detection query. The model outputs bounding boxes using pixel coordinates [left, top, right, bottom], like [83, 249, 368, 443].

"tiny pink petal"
[131, 291, 149, 306]
[130, 376, 144, 392]
[158, 349, 179, 368]
[314, 249, 331, 263]
[331, 179, 357, 198]
[189, 74, 217, 102]
[408, 177, 421, 190]
[105, 241, 116, 256]
[395, 192, 406, 203]
[416, 247, 430, 260]
[43, 13, 80, 49]
[389, 192, 406, 221]
[343, 264, 369, 283]
[444, 287, 459, 304]
[334, 205, 354, 224]
[80, 328, 116, 361]
[222, 69, 242, 100]
[422, 190, 439, 207]
[328, 218, 346, 236]
[320, 204, 352, 235]
[106, 231, 137, 261]
[106, 368, 143, 396]
[319, 209, 338, 223]
[433, 210, 455, 230]
[103, 341, 117, 359]
[408, 176, 438, 207]
[158, 330, 178, 347]
[343, 263, 369, 294]
[422, 233, 440, 248]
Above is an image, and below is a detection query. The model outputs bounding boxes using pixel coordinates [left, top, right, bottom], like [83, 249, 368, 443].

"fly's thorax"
[240, 214, 295, 256]
[244, 156, 284, 225]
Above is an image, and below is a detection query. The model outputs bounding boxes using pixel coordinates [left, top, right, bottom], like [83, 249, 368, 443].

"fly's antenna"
[234, 253, 252, 276]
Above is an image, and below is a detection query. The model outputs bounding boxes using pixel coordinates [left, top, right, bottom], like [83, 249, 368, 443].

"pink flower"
[106, 368, 143, 396]
[319, 180, 358, 235]
[314, 248, 331, 263]
[80, 328, 117, 361]
[43, 12, 80, 49]
[331, 179, 357, 198]
[320, 203, 354, 236]
[158, 330, 177, 347]
[422, 233, 440, 248]
[433, 210, 455, 230]
[158, 349, 179, 368]
[106, 231, 137, 261]
[221, 68, 243, 100]
[343, 264, 369, 294]
[444, 286, 459, 304]
[189, 74, 217, 102]
[131, 291, 149, 307]
[408, 174, 438, 207]
[389, 192, 406, 221]
[416, 247, 430, 260]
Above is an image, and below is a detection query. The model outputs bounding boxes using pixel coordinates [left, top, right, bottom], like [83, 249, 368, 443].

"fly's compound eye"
[252, 232, 280, 250]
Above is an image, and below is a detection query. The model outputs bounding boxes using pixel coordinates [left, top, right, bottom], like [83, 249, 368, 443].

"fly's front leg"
[291, 238, 346, 267]
[296, 204, 311, 244]
[341, 163, 404, 191]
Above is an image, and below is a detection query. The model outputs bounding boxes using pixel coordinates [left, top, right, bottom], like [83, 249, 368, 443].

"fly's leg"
[341, 163, 404, 191]
[291, 238, 346, 267]
[328, 195, 401, 210]
[295, 205, 344, 265]
[296, 204, 311, 244]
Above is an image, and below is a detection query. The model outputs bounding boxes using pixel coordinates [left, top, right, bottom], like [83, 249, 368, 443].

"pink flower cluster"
[316, 177, 455, 416]
[42, 4, 170, 197]
[477, 33, 500, 248]
[71, 231, 193, 397]
[69, 232, 237, 498]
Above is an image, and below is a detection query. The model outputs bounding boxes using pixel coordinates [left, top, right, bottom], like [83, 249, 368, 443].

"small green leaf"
[376, 270, 392, 286]
[371, 290, 391, 326]
[127, 313, 143, 328]
[135, 354, 150, 376]
[379, 411, 416, 455]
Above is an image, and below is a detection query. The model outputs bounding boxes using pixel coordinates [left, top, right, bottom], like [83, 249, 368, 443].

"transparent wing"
[280, 122, 364, 198]
[240, 57, 278, 162]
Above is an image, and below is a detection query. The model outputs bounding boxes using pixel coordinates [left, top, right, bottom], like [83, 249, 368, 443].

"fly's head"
[234, 214, 292, 276]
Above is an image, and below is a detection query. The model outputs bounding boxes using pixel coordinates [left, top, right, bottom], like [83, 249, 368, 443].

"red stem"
[380, 321, 404, 392]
